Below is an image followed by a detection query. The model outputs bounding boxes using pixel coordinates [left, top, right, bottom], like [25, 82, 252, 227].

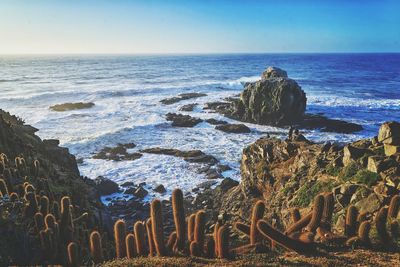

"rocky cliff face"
[233, 67, 307, 126]
[220, 125, 400, 232]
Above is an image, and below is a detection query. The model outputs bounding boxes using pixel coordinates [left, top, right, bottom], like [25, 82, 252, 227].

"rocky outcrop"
[215, 123, 251, 134]
[165, 113, 203, 127]
[219, 122, 400, 232]
[50, 102, 95, 111]
[93, 143, 142, 161]
[379, 121, 400, 156]
[160, 93, 207, 105]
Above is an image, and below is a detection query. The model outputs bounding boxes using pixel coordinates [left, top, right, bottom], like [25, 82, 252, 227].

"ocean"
[1, 53, 399, 198]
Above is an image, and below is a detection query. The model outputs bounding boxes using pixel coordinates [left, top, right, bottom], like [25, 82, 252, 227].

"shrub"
[339, 162, 361, 182]
[352, 169, 379, 186]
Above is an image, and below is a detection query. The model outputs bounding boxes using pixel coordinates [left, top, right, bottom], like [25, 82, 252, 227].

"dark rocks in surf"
[215, 123, 251, 134]
[179, 103, 198, 112]
[205, 118, 228, 125]
[94, 176, 120, 195]
[160, 93, 207, 105]
[93, 143, 142, 161]
[165, 113, 203, 127]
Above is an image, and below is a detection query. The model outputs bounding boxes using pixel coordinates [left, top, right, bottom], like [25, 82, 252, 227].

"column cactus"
[375, 207, 391, 245]
[291, 208, 301, 224]
[305, 194, 324, 232]
[40, 196, 49, 216]
[151, 199, 166, 256]
[145, 218, 155, 256]
[188, 214, 196, 243]
[34, 212, 45, 232]
[114, 219, 127, 259]
[388, 195, 399, 219]
[125, 233, 136, 259]
[250, 200, 265, 245]
[345, 205, 358, 237]
[217, 225, 229, 259]
[0, 178, 9, 196]
[194, 210, 206, 254]
[67, 242, 79, 267]
[172, 188, 186, 251]
[321, 192, 334, 230]
[90, 231, 104, 264]
[134, 221, 146, 256]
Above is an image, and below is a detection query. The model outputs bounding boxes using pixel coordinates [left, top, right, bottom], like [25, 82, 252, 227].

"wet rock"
[217, 164, 232, 172]
[121, 181, 135, 187]
[215, 124, 251, 133]
[93, 143, 142, 161]
[165, 113, 203, 127]
[261, 66, 288, 79]
[94, 176, 119, 195]
[203, 102, 232, 113]
[179, 103, 198, 111]
[296, 114, 363, 134]
[184, 154, 218, 165]
[154, 184, 166, 193]
[141, 147, 218, 165]
[205, 118, 228, 125]
[133, 187, 148, 199]
[160, 93, 207, 105]
[378, 121, 400, 145]
[50, 102, 95, 111]
[205, 169, 222, 179]
[124, 187, 137, 195]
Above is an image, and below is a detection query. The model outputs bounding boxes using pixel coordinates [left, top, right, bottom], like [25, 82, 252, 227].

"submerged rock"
[165, 113, 203, 127]
[93, 143, 142, 161]
[94, 176, 119, 195]
[179, 103, 198, 111]
[215, 123, 251, 133]
[160, 93, 207, 105]
[50, 102, 95, 111]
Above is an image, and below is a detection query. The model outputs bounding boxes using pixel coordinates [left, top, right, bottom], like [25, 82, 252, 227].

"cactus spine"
[125, 233, 136, 259]
[150, 199, 166, 256]
[345, 205, 358, 237]
[114, 219, 127, 259]
[388, 195, 400, 219]
[217, 225, 229, 259]
[305, 194, 325, 232]
[146, 218, 155, 256]
[250, 200, 265, 245]
[90, 231, 104, 264]
[134, 221, 146, 256]
[194, 210, 206, 254]
[172, 188, 186, 251]
[67, 242, 79, 267]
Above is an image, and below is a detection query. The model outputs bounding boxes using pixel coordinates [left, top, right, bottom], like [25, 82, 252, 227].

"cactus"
[285, 212, 312, 235]
[217, 225, 229, 259]
[375, 207, 391, 244]
[194, 210, 206, 254]
[134, 221, 146, 256]
[291, 208, 301, 224]
[73, 212, 89, 224]
[114, 219, 127, 259]
[188, 214, 196, 242]
[150, 199, 166, 256]
[39, 229, 53, 259]
[40, 196, 49, 216]
[305, 194, 324, 232]
[172, 188, 186, 251]
[24, 192, 38, 218]
[205, 237, 215, 258]
[125, 233, 136, 259]
[234, 222, 250, 236]
[257, 220, 315, 255]
[357, 212, 368, 224]
[24, 183, 35, 194]
[9, 192, 19, 202]
[146, 218, 155, 256]
[298, 232, 315, 244]
[345, 205, 358, 237]
[60, 196, 74, 243]
[390, 221, 399, 239]
[190, 241, 200, 257]
[213, 221, 221, 257]
[230, 243, 266, 256]
[53, 202, 61, 221]
[67, 242, 79, 267]
[34, 212, 45, 232]
[90, 231, 104, 264]
[0, 178, 9, 196]
[250, 200, 265, 245]
[358, 221, 371, 245]
[33, 159, 40, 178]
[388, 195, 400, 219]
[166, 232, 177, 252]
[321, 192, 334, 230]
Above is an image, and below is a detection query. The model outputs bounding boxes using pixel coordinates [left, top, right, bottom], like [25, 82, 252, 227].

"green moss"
[292, 179, 336, 208]
[339, 162, 362, 182]
[352, 169, 380, 186]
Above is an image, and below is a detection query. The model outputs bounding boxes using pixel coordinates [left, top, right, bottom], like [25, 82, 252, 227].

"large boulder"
[378, 121, 400, 145]
[234, 67, 306, 126]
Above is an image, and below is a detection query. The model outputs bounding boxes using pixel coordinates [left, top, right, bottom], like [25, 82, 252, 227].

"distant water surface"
[1, 54, 399, 198]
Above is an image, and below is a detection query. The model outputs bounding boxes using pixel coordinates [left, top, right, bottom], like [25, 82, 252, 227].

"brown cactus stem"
[345, 205, 358, 237]
[194, 210, 206, 254]
[188, 214, 196, 242]
[388, 195, 400, 219]
[34, 212, 45, 232]
[114, 219, 127, 259]
[291, 208, 301, 224]
[321, 192, 334, 230]
[67, 242, 79, 267]
[146, 218, 156, 257]
[172, 188, 186, 251]
[24, 192, 38, 218]
[60, 196, 73, 229]
[190, 241, 200, 257]
[40, 196, 49, 216]
[346, 236, 361, 247]
[230, 242, 266, 256]
[217, 225, 230, 259]
[134, 221, 146, 256]
[205, 238, 215, 258]
[357, 212, 368, 224]
[316, 227, 335, 242]
[234, 222, 250, 236]
[151, 199, 166, 256]
[125, 233, 136, 259]
[39, 229, 52, 253]
[9, 192, 19, 202]
[358, 221, 371, 246]
[53, 201, 61, 221]
[305, 194, 325, 232]
[285, 212, 312, 235]
[90, 231, 104, 264]
[213, 221, 221, 258]
[166, 232, 177, 253]
[257, 220, 316, 255]
[298, 232, 315, 244]
[390, 221, 399, 239]
[375, 207, 391, 244]
[0, 179, 9, 196]
[250, 200, 265, 245]
[33, 159, 40, 178]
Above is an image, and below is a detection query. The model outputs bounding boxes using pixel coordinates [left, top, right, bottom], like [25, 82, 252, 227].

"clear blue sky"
[0, 0, 399, 54]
